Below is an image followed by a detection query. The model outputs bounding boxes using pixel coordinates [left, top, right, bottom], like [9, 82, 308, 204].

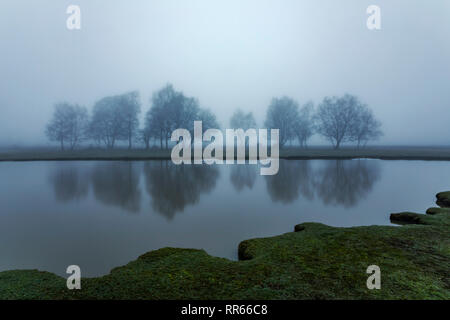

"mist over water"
[1, 159, 449, 277]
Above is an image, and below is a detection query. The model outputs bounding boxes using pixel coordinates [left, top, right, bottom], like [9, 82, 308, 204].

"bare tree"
[294, 102, 315, 148]
[264, 96, 299, 148]
[141, 106, 162, 149]
[229, 109, 255, 146]
[140, 126, 153, 149]
[46, 102, 88, 150]
[315, 94, 361, 149]
[118, 91, 141, 149]
[88, 92, 140, 149]
[198, 108, 219, 132]
[89, 95, 123, 148]
[146, 84, 217, 148]
[230, 109, 256, 130]
[352, 104, 383, 148]
[147, 84, 183, 149]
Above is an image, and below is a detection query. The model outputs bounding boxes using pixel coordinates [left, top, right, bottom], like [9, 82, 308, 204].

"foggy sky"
[1, 0, 449, 146]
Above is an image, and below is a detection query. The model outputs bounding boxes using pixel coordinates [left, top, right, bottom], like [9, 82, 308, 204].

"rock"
[436, 191, 450, 208]
[426, 207, 450, 215]
[390, 212, 427, 225]
[237, 240, 254, 261]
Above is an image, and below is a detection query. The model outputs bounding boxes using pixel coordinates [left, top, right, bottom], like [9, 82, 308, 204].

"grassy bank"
[0, 192, 449, 300]
[1, 146, 450, 162]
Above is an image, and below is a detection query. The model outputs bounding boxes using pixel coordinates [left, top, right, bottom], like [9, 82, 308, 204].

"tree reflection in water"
[90, 162, 141, 213]
[144, 161, 220, 219]
[230, 165, 257, 192]
[48, 163, 89, 202]
[264, 160, 315, 203]
[314, 160, 381, 208]
[48, 159, 380, 216]
[263, 159, 380, 207]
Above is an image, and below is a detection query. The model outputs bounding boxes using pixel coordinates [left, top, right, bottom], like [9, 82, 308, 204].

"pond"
[0, 159, 449, 277]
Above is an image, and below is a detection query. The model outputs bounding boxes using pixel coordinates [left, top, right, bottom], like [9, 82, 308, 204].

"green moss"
[1, 197, 449, 300]
[427, 207, 450, 215]
[437, 191, 450, 208]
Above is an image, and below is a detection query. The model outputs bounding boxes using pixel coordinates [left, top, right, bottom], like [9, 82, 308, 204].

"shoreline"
[0, 191, 449, 299]
[2, 146, 450, 162]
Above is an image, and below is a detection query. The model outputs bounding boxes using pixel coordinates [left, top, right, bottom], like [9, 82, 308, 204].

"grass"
[0, 192, 449, 300]
[0, 147, 171, 161]
[2, 146, 450, 161]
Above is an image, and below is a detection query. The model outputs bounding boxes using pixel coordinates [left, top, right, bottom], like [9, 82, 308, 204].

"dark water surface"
[0, 160, 449, 276]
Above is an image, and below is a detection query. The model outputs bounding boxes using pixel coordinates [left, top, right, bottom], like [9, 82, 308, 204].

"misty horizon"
[1, 0, 449, 146]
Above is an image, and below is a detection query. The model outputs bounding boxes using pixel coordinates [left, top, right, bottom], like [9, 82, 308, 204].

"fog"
[0, 0, 449, 146]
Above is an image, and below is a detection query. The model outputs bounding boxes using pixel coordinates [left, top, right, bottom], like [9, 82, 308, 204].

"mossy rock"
[437, 191, 450, 208]
[390, 212, 429, 225]
[426, 207, 450, 215]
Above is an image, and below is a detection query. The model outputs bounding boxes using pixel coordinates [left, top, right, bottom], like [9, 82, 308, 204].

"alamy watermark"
[367, 5, 381, 30]
[66, 4, 381, 31]
[66, 5, 81, 30]
[66, 265, 81, 290]
[366, 265, 381, 290]
[170, 121, 279, 176]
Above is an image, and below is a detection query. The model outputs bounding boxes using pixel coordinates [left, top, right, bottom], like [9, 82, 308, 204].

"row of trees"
[46, 92, 141, 150]
[46, 84, 382, 150]
[263, 94, 382, 148]
[46, 85, 219, 150]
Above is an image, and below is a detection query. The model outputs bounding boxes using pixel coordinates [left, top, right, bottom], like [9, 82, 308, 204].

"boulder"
[426, 207, 450, 215]
[390, 212, 427, 225]
[436, 191, 450, 208]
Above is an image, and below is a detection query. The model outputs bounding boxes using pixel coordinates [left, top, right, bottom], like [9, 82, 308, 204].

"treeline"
[46, 84, 382, 150]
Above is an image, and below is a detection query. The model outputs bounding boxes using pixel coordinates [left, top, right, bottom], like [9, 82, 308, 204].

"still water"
[0, 160, 449, 276]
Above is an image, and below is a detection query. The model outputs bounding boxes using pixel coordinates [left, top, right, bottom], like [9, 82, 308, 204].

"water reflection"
[264, 161, 309, 203]
[48, 163, 89, 202]
[91, 162, 141, 213]
[47, 159, 381, 215]
[264, 160, 380, 207]
[230, 165, 257, 191]
[314, 160, 381, 208]
[143, 161, 220, 219]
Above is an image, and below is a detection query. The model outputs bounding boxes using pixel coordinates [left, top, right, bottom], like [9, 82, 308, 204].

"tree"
[352, 104, 383, 148]
[140, 125, 153, 150]
[198, 108, 220, 132]
[141, 106, 162, 149]
[147, 84, 183, 149]
[89, 91, 140, 148]
[46, 102, 88, 150]
[89, 95, 123, 148]
[264, 97, 299, 148]
[315, 94, 361, 149]
[230, 109, 256, 130]
[146, 84, 217, 149]
[294, 102, 315, 148]
[118, 91, 141, 149]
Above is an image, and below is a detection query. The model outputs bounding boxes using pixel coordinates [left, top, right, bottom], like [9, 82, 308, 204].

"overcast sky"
[0, 0, 449, 146]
